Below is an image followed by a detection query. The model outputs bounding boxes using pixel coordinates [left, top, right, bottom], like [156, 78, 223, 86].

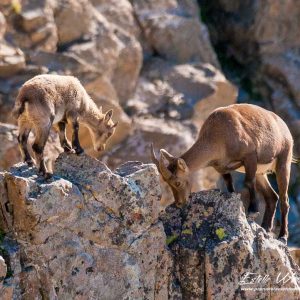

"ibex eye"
[175, 182, 181, 187]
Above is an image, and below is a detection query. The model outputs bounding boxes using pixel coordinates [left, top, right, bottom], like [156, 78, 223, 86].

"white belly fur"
[235, 159, 277, 175]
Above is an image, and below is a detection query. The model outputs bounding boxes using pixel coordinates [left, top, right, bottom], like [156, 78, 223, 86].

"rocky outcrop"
[0, 154, 299, 299]
[132, 0, 219, 66]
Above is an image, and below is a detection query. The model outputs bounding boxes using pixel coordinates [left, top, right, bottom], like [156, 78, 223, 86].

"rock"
[0, 155, 299, 299]
[0, 256, 12, 300]
[91, 0, 140, 37]
[161, 191, 300, 299]
[0, 123, 20, 171]
[0, 154, 172, 299]
[0, 122, 62, 172]
[54, 0, 94, 46]
[68, 13, 143, 104]
[0, 256, 6, 279]
[19, 9, 48, 32]
[132, 0, 219, 66]
[290, 248, 300, 266]
[128, 58, 237, 125]
[0, 11, 6, 39]
[0, 43, 25, 78]
[3, 0, 58, 52]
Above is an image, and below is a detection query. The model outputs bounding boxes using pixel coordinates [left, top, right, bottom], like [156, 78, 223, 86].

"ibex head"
[90, 108, 118, 152]
[150, 144, 191, 207]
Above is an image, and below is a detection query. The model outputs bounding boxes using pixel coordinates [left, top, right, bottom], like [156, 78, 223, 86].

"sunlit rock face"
[0, 154, 299, 299]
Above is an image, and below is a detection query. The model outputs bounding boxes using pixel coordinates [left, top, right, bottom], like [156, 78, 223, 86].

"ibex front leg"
[17, 120, 33, 166]
[72, 118, 84, 155]
[243, 153, 259, 220]
[58, 120, 74, 153]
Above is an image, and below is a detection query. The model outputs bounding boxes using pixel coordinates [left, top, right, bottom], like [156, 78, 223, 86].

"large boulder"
[0, 11, 6, 39]
[2, 0, 58, 52]
[68, 11, 143, 104]
[127, 58, 237, 125]
[91, 0, 140, 38]
[162, 191, 300, 299]
[0, 154, 172, 299]
[0, 43, 25, 78]
[132, 0, 219, 66]
[0, 154, 299, 299]
[53, 0, 94, 46]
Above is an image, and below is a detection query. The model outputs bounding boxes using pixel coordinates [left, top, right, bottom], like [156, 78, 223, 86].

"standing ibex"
[151, 104, 294, 244]
[13, 74, 118, 179]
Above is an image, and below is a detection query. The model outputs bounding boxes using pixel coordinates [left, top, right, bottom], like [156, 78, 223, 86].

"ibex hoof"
[64, 147, 75, 154]
[278, 236, 287, 245]
[247, 211, 260, 221]
[44, 172, 53, 181]
[75, 148, 84, 155]
[26, 160, 34, 167]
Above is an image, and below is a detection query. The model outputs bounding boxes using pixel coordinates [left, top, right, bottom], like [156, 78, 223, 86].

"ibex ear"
[177, 158, 187, 172]
[104, 109, 113, 123]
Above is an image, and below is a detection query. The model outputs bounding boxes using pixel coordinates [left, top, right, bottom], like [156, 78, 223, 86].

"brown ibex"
[13, 74, 118, 179]
[151, 104, 294, 244]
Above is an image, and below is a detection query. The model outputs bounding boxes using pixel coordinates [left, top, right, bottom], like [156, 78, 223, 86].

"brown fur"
[13, 74, 118, 177]
[151, 104, 293, 244]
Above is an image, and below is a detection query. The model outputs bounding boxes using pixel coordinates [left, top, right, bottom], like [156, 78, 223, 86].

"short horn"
[159, 152, 173, 180]
[150, 143, 159, 169]
[160, 149, 175, 163]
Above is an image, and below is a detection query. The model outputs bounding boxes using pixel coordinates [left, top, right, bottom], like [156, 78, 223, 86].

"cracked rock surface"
[0, 154, 299, 299]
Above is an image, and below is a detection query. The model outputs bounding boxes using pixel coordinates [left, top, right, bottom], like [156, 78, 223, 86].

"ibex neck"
[180, 139, 211, 172]
[82, 100, 102, 127]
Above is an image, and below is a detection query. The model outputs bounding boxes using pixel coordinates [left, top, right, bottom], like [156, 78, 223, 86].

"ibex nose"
[97, 144, 106, 152]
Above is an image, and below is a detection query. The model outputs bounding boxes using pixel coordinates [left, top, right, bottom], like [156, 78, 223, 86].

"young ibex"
[151, 104, 294, 244]
[13, 74, 118, 178]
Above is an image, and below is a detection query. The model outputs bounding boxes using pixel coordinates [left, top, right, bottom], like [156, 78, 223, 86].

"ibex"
[13, 74, 118, 178]
[151, 104, 294, 244]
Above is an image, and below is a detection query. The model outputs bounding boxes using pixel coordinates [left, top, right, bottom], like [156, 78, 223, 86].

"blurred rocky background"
[0, 0, 300, 297]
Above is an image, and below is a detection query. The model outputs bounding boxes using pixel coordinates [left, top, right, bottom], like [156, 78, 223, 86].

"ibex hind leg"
[243, 153, 260, 220]
[276, 149, 292, 244]
[256, 174, 278, 232]
[32, 119, 53, 179]
[222, 173, 235, 193]
[17, 120, 34, 166]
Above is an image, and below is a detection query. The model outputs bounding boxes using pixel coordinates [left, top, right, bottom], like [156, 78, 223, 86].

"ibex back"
[13, 74, 118, 178]
[151, 103, 294, 244]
